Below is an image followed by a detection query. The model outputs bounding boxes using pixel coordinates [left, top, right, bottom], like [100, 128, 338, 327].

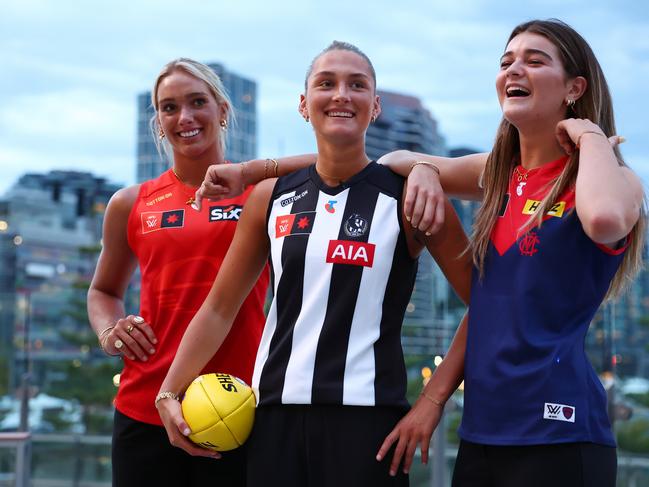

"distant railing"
[1, 433, 648, 487]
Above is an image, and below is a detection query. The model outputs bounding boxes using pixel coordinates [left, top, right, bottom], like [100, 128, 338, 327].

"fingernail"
[425, 232, 431, 236]
[142, 356, 147, 362]
[390, 470, 396, 477]
[183, 428, 191, 436]
[191, 203, 199, 211]
[149, 348, 155, 354]
[133, 316, 144, 323]
[376, 455, 382, 461]
[405, 216, 411, 222]
[153, 339, 158, 344]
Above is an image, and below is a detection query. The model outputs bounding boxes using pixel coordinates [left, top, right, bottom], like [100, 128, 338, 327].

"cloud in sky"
[1, 0, 648, 194]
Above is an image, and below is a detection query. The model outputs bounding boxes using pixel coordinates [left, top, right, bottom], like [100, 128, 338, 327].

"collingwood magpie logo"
[344, 214, 368, 238]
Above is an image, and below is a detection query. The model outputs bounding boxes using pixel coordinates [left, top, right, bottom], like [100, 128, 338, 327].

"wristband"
[410, 161, 440, 176]
[420, 391, 444, 408]
[155, 391, 181, 407]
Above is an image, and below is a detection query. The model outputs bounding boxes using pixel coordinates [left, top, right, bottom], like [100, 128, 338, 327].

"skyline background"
[1, 0, 648, 194]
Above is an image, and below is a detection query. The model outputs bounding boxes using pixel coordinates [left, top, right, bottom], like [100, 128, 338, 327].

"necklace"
[171, 168, 197, 206]
[315, 158, 370, 185]
[513, 166, 528, 183]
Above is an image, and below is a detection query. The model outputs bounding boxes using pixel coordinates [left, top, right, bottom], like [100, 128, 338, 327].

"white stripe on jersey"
[342, 193, 399, 405]
[280, 189, 349, 403]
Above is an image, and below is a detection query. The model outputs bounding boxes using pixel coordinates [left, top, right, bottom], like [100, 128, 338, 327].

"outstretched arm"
[156, 178, 275, 457]
[193, 154, 317, 209]
[379, 150, 487, 235]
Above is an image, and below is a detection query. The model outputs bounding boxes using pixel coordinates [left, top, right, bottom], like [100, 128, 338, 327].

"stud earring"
[220, 119, 228, 131]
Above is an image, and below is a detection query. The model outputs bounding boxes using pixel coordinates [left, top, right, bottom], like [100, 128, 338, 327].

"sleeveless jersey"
[459, 156, 624, 446]
[116, 168, 269, 425]
[252, 162, 418, 408]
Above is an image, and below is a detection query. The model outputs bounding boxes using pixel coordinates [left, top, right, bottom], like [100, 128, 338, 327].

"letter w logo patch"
[543, 402, 575, 423]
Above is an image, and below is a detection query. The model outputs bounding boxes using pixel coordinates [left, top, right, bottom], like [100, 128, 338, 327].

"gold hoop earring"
[371, 114, 377, 123]
[220, 119, 228, 131]
[158, 128, 165, 140]
[566, 99, 575, 108]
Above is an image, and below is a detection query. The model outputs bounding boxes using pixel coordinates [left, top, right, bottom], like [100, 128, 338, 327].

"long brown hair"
[470, 19, 645, 298]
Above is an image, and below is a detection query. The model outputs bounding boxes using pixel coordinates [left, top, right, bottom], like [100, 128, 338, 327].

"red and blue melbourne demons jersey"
[117, 169, 268, 425]
[253, 162, 417, 408]
[459, 156, 625, 447]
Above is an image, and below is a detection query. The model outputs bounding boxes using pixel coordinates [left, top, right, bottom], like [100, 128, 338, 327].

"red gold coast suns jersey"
[459, 156, 625, 447]
[116, 168, 269, 425]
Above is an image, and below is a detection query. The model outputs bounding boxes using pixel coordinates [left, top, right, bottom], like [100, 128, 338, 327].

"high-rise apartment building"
[136, 63, 257, 182]
[0, 171, 122, 389]
[366, 90, 451, 357]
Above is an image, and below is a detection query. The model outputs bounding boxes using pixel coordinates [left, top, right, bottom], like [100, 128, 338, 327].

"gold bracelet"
[420, 391, 444, 408]
[155, 391, 181, 407]
[98, 324, 115, 340]
[576, 130, 606, 148]
[410, 160, 440, 176]
[99, 331, 121, 357]
[269, 158, 279, 177]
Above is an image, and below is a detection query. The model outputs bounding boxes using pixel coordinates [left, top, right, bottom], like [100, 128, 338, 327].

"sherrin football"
[181, 373, 256, 451]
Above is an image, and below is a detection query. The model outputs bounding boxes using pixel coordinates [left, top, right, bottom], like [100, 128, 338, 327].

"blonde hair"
[150, 58, 234, 160]
[470, 19, 645, 298]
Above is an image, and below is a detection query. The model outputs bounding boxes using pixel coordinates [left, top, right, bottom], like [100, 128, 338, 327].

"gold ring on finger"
[126, 324, 134, 334]
[114, 339, 124, 350]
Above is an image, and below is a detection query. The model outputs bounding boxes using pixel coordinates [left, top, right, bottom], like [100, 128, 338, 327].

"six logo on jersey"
[275, 211, 317, 238]
[141, 209, 184, 234]
[543, 402, 575, 423]
[209, 205, 242, 222]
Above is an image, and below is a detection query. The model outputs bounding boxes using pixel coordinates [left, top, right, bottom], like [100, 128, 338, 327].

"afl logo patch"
[343, 214, 368, 238]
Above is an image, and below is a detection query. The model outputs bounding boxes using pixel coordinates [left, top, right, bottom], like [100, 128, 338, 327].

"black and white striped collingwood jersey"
[252, 162, 418, 408]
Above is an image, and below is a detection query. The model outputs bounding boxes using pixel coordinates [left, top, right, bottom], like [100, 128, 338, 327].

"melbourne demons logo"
[518, 231, 540, 256]
[326, 240, 375, 267]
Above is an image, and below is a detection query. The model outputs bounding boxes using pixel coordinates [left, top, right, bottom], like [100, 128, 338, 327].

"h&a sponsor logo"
[543, 402, 575, 423]
[326, 240, 375, 267]
[343, 214, 369, 237]
[209, 205, 242, 222]
[280, 190, 309, 208]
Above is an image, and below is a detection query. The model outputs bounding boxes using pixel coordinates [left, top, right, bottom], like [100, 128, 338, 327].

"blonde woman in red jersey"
[87, 58, 317, 486]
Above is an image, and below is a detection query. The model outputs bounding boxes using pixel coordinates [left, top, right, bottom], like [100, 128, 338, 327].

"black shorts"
[246, 404, 409, 487]
[112, 409, 246, 487]
[452, 439, 617, 487]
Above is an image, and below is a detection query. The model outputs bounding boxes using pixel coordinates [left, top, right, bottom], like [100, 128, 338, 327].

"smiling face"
[496, 31, 586, 131]
[156, 69, 227, 161]
[299, 49, 380, 145]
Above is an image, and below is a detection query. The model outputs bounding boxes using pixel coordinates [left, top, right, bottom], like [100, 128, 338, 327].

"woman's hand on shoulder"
[555, 118, 625, 155]
[193, 163, 247, 211]
[156, 396, 222, 459]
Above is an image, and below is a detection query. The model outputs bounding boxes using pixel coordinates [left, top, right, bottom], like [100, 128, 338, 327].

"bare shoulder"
[106, 184, 141, 217]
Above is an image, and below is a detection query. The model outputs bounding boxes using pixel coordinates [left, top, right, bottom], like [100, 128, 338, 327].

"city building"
[0, 171, 123, 390]
[366, 89, 452, 358]
[136, 62, 257, 183]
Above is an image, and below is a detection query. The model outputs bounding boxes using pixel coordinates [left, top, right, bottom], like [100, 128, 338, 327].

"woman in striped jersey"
[156, 41, 472, 486]
[377, 19, 645, 487]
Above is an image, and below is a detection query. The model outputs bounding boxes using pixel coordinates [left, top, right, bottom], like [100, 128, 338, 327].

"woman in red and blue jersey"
[377, 19, 646, 487]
